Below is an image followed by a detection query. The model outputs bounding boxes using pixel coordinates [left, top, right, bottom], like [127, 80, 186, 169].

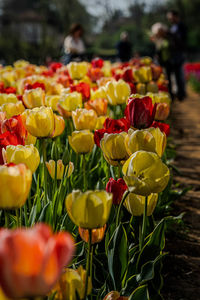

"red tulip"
[94, 129, 106, 147]
[125, 96, 157, 129]
[106, 178, 128, 205]
[0, 223, 74, 298]
[91, 58, 104, 68]
[49, 62, 63, 73]
[104, 118, 130, 133]
[0, 115, 27, 164]
[94, 118, 130, 147]
[151, 121, 170, 136]
[70, 82, 90, 101]
[24, 82, 45, 91]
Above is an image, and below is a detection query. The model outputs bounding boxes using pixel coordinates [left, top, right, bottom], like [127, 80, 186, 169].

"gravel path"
[163, 89, 200, 300]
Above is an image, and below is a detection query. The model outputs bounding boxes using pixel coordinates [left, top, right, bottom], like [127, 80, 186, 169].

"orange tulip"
[155, 103, 170, 121]
[0, 223, 75, 298]
[84, 98, 107, 116]
[78, 225, 106, 244]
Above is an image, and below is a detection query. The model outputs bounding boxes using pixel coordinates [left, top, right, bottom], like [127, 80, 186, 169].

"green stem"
[84, 229, 92, 300]
[140, 195, 148, 250]
[116, 190, 130, 228]
[118, 164, 121, 179]
[16, 209, 20, 228]
[4, 211, 9, 228]
[24, 202, 28, 227]
[42, 139, 48, 204]
[83, 154, 87, 191]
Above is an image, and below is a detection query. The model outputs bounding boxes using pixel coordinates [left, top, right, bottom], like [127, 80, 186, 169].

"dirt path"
[162, 89, 200, 300]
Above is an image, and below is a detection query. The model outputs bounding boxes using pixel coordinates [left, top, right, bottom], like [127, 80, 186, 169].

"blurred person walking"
[116, 31, 132, 62]
[166, 10, 187, 101]
[62, 23, 86, 64]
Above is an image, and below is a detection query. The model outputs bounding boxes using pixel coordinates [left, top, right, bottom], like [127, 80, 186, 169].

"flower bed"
[0, 57, 181, 299]
[184, 62, 200, 93]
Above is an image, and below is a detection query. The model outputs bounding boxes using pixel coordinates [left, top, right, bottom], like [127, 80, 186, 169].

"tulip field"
[0, 58, 184, 299]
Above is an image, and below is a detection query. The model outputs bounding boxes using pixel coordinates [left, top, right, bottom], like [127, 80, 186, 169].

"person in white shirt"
[63, 23, 85, 64]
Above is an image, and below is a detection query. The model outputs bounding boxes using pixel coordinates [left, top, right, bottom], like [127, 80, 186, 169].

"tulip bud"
[100, 132, 129, 166]
[22, 106, 65, 138]
[72, 108, 97, 131]
[57, 91, 82, 118]
[155, 103, 170, 120]
[0, 163, 32, 209]
[23, 87, 45, 108]
[68, 130, 94, 154]
[3, 144, 40, 173]
[46, 160, 74, 180]
[51, 265, 92, 300]
[66, 190, 113, 229]
[106, 178, 128, 205]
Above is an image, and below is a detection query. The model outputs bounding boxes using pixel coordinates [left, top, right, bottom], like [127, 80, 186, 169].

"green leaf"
[107, 224, 129, 290]
[136, 254, 165, 285]
[136, 218, 166, 271]
[129, 285, 149, 300]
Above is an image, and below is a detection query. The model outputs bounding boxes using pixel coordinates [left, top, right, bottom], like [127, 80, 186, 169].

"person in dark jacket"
[166, 10, 187, 100]
[116, 31, 132, 62]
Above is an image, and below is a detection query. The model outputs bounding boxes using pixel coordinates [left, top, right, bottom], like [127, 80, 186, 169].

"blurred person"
[116, 31, 132, 62]
[166, 10, 187, 101]
[151, 23, 170, 67]
[62, 23, 86, 64]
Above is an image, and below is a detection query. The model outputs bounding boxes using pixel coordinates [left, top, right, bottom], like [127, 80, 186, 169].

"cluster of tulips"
[0, 57, 173, 299]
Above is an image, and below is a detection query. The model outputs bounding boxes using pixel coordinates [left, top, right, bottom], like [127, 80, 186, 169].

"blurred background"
[0, 0, 199, 64]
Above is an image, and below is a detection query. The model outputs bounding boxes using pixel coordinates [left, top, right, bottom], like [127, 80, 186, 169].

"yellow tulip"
[22, 106, 65, 138]
[3, 144, 40, 173]
[0, 101, 25, 118]
[140, 56, 152, 65]
[122, 150, 170, 195]
[13, 60, 29, 68]
[95, 116, 107, 130]
[124, 192, 158, 216]
[65, 190, 112, 229]
[25, 132, 37, 145]
[134, 66, 152, 83]
[23, 87, 45, 108]
[125, 128, 156, 155]
[0, 164, 32, 209]
[147, 127, 166, 157]
[147, 92, 171, 106]
[100, 132, 129, 166]
[90, 86, 107, 100]
[72, 108, 97, 131]
[52, 266, 92, 300]
[68, 130, 94, 154]
[45, 95, 60, 111]
[104, 79, 130, 105]
[57, 92, 82, 118]
[45, 160, 74, 180]
[67, 62, 88, 80]
[51, 114, 65, 138]
[0, 94, 18, 105]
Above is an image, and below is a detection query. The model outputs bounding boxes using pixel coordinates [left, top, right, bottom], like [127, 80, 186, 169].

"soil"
[162, 88, 200, 300]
